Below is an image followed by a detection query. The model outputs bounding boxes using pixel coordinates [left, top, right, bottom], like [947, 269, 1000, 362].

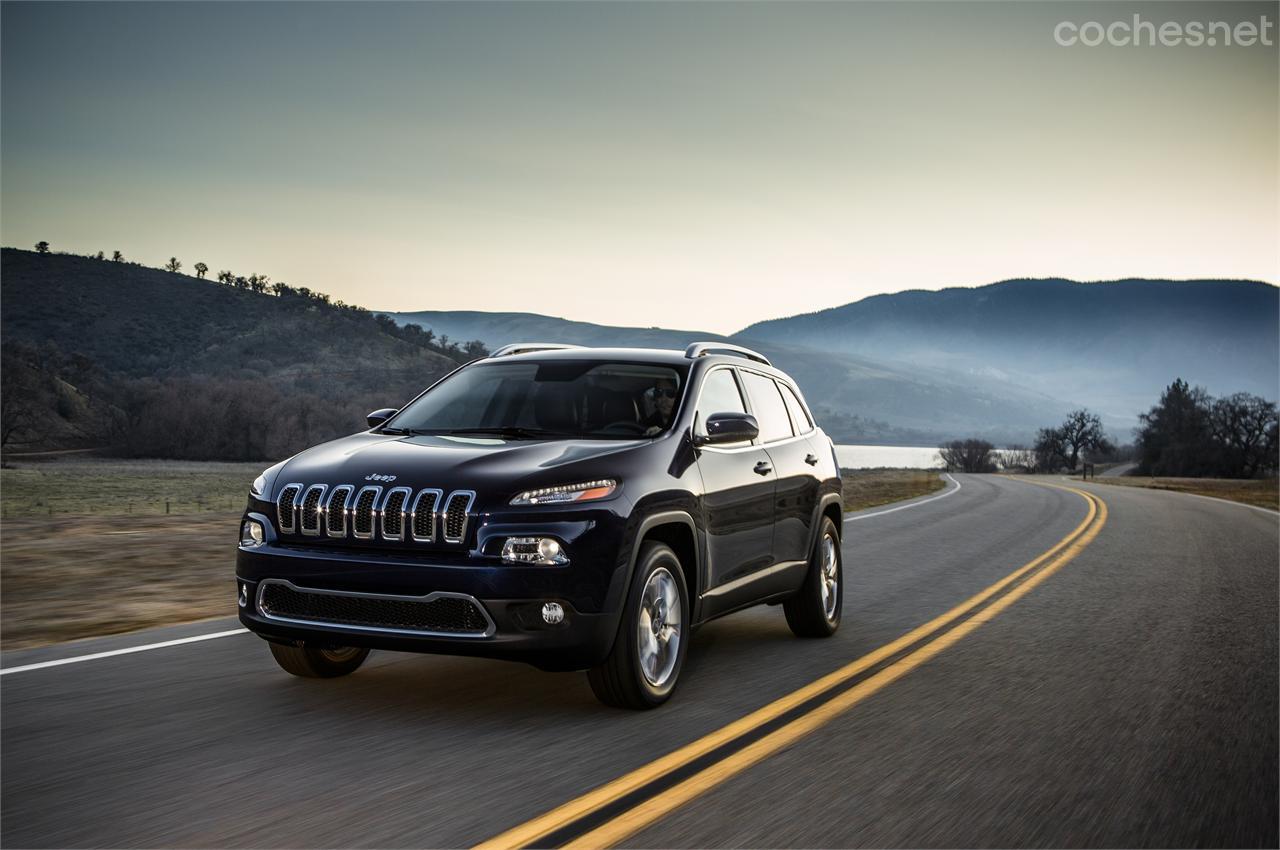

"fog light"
[541, 602, 565, 625]
[501, 536, 569, 565]
[240, 518, 265, 547]
[237, 582, 249, 608]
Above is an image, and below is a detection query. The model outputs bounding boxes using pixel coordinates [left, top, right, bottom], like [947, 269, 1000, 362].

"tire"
[589, 542, 690, 709]
[268, 642, 370, 678]
[784, 516, 842, 638]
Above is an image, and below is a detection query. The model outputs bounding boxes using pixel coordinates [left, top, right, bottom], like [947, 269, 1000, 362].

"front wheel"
[268, 642, 370, 678]
[588, 542, 690, 709]
[784, 516, 843, 637]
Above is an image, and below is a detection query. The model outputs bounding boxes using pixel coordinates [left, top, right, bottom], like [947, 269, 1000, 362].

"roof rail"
[684, 342, 771, 366]
[489, 343, 585, 358]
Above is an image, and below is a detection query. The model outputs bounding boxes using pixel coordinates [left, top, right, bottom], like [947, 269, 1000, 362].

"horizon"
[6, 242, 1277, 337]
[2, 2, 1277, 334]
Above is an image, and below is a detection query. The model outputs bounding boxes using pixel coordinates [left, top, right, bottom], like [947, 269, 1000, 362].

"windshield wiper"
[444, 427, 572, 440]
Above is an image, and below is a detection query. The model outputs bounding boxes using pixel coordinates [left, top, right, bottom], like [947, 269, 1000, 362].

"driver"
[642, 377, 678, 436]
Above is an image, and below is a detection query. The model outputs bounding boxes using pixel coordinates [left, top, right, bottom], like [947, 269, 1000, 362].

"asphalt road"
[2, 475, 1276, 848]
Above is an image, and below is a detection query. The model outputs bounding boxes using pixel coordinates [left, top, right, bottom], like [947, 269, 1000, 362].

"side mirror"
[695, 412, 759, 446]
[367, 408, 399, 429]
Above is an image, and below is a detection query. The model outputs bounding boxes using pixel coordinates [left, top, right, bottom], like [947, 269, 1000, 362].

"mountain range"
[387, 277, 1278, 445]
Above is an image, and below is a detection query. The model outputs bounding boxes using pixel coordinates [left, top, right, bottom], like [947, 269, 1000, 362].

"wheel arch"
[630, 511, 701, 617]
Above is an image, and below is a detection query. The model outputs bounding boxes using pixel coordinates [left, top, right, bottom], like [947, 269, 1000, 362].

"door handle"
[804, 454, 819, 466]
[753, 461, 773, 476]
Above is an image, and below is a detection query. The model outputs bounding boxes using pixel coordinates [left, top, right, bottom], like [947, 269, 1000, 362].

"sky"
[2, 1, 1276, 334]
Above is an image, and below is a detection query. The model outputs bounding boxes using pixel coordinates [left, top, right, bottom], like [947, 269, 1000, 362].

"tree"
[112, 251, 124, 262]
[1209, 393, 1279, 477]
[94, 250, 105, 261]
[938, 438, 997, 473]
[194, 262, 208, 279]
[1033, 427, 1069, 472]
[217, 270, 233, 285]
[34, 241, 49, 254]
[233, 276, 249, 290]
[164, 257, 182, 273]
[1136, 379, 1214, 476]
[1056, 409, 1112, 471]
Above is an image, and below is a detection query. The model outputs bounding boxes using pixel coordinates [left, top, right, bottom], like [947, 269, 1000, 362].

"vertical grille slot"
[299, 485, 328, 536]
[352, 486, 382, 539]
[277, 484, 303, 534]
[380, 487, 412, 541]
[325, 485, 353, 537]
[442, 491, 476, 544]
[411, 489, 442, 542]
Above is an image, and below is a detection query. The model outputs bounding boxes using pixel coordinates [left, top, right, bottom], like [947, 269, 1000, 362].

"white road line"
[0, 628, 248, 676]
[844, 473, 961, 523]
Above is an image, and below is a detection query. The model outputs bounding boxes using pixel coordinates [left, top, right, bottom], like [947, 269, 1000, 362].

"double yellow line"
[476, 480, 1108, 850]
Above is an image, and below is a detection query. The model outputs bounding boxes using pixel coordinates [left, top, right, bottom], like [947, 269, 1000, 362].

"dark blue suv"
[237, 342, 843, 708]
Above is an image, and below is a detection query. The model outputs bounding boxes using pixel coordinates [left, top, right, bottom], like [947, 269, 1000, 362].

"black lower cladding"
[259, 582, 491, 634]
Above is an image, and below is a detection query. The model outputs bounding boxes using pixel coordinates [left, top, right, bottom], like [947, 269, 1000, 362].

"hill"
[1, 249, 478, 459]
[739, 278, 1279, 421]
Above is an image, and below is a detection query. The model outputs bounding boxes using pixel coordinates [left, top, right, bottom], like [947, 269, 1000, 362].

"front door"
[693, 367, 776, 598]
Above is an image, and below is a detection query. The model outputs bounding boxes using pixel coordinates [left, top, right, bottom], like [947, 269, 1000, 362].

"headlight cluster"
[240, 518, 266, 547]
[501, 536, 569, 565]
[510, 479, 617, 506]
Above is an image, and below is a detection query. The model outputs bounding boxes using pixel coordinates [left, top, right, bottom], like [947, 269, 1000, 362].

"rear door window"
[740, 371, 794, 444]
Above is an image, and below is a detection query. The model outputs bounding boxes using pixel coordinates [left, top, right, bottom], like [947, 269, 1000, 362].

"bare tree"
[112, 250, 124, 262]
[194, 262, 209, 279]
[1001, 445, 1036, 471]
[1056, 409, 1111, 470]
[938, 439, 996, 473]
[34, 241, 50, 254]
[1210, 393, 1279, 477]
[164, 257, 182, 273]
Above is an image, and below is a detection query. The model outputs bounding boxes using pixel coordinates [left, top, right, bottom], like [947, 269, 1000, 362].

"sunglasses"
[654, 388, 677, 399]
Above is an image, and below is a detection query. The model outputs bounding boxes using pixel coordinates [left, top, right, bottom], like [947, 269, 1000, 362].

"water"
[835, 445, 1028, 470]
[835, 445, 943, 470]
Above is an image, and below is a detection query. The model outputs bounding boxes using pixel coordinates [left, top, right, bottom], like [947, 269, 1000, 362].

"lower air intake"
[257, 581, 494, 637]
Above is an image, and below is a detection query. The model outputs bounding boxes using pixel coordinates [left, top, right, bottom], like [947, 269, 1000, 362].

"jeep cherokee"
[236, 342, 843, 709]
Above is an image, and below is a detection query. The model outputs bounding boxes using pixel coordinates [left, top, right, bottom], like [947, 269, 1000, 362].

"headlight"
[240, 518, 266, 547]
[510, 479, 617, 506]
[250, 474, 268, 498]
[501, 537, 569, 565]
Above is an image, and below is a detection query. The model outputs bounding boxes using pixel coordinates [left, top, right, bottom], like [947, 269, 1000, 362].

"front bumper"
[236, 542, 625, 671]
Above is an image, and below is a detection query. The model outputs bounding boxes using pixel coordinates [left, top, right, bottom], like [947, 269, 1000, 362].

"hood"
[274, 431, 647, 503]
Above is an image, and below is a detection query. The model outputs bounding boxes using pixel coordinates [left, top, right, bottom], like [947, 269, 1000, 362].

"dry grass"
[1, 512, 240, 649]
[0, 458, 262, 517]
[0, 459, 256, 648]
[841, 468, 945, 512]
[1095, 475, 1279, 511]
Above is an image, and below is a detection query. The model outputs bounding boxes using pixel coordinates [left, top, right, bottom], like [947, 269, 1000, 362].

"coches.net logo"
[1054, 14, 1275, 47]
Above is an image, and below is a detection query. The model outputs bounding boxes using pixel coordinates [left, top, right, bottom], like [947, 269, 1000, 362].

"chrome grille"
[352, 487, 381, 539]
[257, 580, 494, 637]
[326, 486, 353, 536]
[299, 484, 327, 536]
[411, 489, 441, 542]
[272, 483, 475, 546]
[277, 484, 303, 534]
[380, 487, 411, 541]
[443, 492, 475, 543]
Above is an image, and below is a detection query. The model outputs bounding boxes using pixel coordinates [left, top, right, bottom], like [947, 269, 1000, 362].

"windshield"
[384, 360, 687, 439]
